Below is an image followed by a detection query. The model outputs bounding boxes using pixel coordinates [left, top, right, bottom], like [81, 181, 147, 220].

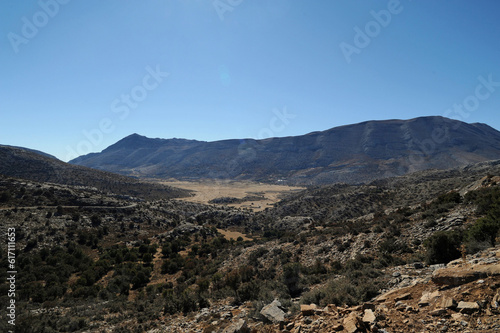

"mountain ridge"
[69, 116, 500, 185]
[0, 145, 191, 199]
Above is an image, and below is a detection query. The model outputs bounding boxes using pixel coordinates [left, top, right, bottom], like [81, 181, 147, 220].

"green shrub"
[466, 217, 500, 247]
[424, 230, 462, 264]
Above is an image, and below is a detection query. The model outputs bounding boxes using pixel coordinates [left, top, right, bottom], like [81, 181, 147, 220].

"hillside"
[1, 158, 500, 332]
[0, 145, 191, 200]
[69, 116, 500, 185]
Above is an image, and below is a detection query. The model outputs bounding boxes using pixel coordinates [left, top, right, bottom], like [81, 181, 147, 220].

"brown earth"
[159, 179, 304, 211]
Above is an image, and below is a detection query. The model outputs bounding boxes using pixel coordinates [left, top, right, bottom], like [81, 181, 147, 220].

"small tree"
[424, 230, 462, 265]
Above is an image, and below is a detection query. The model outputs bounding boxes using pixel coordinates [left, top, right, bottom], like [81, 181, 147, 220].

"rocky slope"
[69, 116, 500, 185]
[257, 246, 500, 333]
[2, 158, 500, 332]
[0, 145, 191, 199]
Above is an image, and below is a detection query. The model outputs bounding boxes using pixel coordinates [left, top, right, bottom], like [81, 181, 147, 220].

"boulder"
[418, 290, 440, 307]
[260, 299, 286, 323]
[300, 304, 317, 316]
[343, 312, 364, 333]
[362, 309, 377, 324]
[457, 301, 480, 313]
[432, 264, 500, 286]
[439, 297, 457, 309]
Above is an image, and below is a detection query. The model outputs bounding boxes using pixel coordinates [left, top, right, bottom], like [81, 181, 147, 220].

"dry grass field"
[158, 179, 304, 211]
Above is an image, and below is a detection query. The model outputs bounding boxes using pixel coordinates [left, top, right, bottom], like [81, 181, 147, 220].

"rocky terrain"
[69, 116, 500, 185]
[156, 246, 500, 332]
[1, 154, 500, 332]
[0, 145, 191, 199]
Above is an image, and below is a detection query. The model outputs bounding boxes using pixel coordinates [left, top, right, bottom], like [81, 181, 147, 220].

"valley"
[159, 179, 304, 211]
[1, 150, 500, 331]
[2, 120, 500, 332]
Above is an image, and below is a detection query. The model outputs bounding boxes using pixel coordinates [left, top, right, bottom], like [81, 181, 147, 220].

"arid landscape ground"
[1, 148, 500, 332]
[160, 179, 304, 212]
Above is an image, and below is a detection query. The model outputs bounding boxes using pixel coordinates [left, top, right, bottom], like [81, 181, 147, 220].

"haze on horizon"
[1, 0, 500, 161]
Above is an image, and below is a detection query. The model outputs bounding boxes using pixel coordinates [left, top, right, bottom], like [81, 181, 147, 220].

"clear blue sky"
[1, 0, 500, 161]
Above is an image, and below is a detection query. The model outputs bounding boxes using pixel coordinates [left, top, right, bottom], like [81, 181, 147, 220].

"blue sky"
[1, 0, 500, 161]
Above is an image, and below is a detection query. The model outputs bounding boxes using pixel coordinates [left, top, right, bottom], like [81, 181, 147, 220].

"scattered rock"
[260, 299, 286, 323]
[343, 312, 364, 333]
[429, 308, 447, 316]
[395, 293, 411, 302]
[300, 304, 317, 316]
[362, 309, 377, 324]
[432, 264, 500, 286]
[418, 290, 440, 307]
[457, 301, 480, 313]
[439, 297, 457, 309]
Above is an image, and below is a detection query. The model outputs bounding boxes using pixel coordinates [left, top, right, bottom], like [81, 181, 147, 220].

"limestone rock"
[343, 312, 364, 333]
[362, 309, 377, 324]
[300, 304, 317, 316]
[429, 308, 447, 316]
[418, 290, 440, 306]
[457, 301, 480, 313]
[394, 293, 411, 302]
[439, 296, 457, 309]
[260, 299, 286, 323]
[432, 264, 500, 286]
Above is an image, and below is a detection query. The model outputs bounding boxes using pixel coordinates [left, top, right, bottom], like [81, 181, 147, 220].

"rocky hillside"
[261, 246, 500, 333]
[69, 116, 500, 184]
[0, 145, 191, 199]
[1, 159, 500, 332]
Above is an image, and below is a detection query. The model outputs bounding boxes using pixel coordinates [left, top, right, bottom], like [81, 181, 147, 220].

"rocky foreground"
[156, 245, 500, 333]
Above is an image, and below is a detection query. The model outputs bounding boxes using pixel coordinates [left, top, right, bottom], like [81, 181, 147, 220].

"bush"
[302, 276, 379, 307]
[466, 217, 500, 247]
[282, 263, 302, 297]
[424, 230, 462, 264]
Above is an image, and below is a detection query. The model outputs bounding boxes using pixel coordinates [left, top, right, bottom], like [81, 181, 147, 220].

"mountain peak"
[70, 116, 500, 185]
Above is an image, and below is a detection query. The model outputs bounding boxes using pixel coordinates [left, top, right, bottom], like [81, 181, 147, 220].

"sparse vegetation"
[2, 162, 500, 331]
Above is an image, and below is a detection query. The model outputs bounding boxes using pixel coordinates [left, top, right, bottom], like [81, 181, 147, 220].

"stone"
[431, 264, 500, 286]
[260, 299, 286, 323]
[395, 301, 407, 311]
[439, 297, 457, 309]
[222, 319, 250, 333]
[324, 304, 338, 314]
[457, 301, 480, 313]
[418, 290, 440, 306]
[429, 308, 447, 316]
[362, 309, 377, 324]
[395, 293, 411, 302]
[300, 304, 317, 316]
[343, 312, 363, 333]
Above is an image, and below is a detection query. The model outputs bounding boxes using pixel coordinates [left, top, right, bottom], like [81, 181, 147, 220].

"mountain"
[0, 144, 58, 160]
[69, 116, 500, 184]
[0, 145, 190, 199]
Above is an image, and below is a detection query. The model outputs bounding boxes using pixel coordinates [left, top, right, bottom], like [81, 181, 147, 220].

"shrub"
[466, 217, 500, 247]
[282, 263, 302, 297]
[424, 230, 462, 264]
